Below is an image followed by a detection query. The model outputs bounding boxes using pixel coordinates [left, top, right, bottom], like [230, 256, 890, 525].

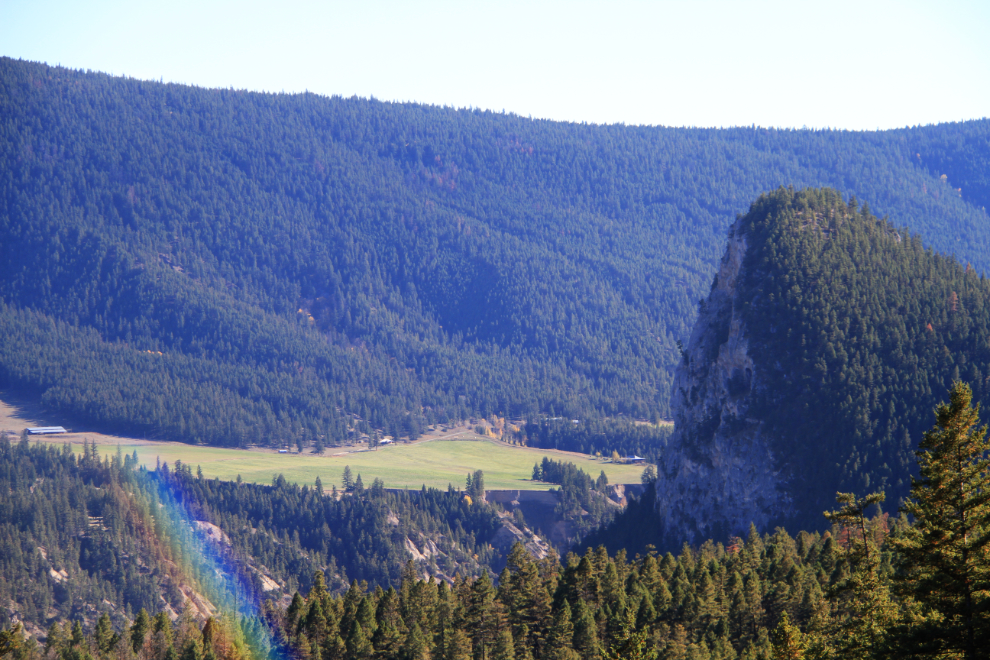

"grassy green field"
[76, 437, 648, 491]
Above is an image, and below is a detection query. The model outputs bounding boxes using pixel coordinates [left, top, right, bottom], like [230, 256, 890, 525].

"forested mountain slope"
[657, 187, 990, 544]
[2, 57, 989, 446]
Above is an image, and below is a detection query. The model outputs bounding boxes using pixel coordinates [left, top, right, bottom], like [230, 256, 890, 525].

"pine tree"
[400, 622, 430, 660]
[546, 601, 579, 660]
[304, 597, 328, 645]
[345, 621, 373, 659]
[0, 623, 22, 658]
[820, 491, 896, 658]
[500, 543, 553, 653]
[356, 596, 377, 639]
[892, 381, 990, 659]
[443, 628, 472, 660]
[599, 629, 658, 660]
[94, 613, 114, 655]
[743, 571, 765, 638]
[132, 608, 151, 653]
[287, 592, 307, 635]
[152, 611, 175, 660]
[68, 620, 85, 650]
[373, 587, 405, 657]
[466, 571, 499, 657]
[180, 638, 204, 660]
[572, 599, 599, 660]
[295, 633, 313, 660]
[325, 634, 347, 660]
[769, 612, 803, 660]
[492, 628, 516, 660]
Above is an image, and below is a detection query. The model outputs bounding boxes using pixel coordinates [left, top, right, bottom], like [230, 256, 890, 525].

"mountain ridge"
[3, 57, 990, 447]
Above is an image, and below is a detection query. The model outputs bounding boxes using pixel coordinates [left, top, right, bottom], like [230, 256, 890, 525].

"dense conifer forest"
[6, 381, 989, 660]
[730, 188, 990, 527]
[3, 58, 990, 446]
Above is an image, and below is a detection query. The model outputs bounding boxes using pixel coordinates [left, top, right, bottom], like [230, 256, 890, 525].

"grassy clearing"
[70, 437, 647, 491]
[4, 393, 649, 490]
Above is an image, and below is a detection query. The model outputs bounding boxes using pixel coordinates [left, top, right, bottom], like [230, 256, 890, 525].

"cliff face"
[655, 218, 790, 544]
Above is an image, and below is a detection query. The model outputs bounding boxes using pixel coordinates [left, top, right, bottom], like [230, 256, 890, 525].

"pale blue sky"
[2, 0, 987, 129]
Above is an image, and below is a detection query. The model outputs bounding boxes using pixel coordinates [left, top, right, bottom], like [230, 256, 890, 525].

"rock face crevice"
[656, 219, 790, 544]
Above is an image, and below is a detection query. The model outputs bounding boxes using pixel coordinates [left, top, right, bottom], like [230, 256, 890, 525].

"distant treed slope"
[1, 58, 989, 446]
[897, 120, 990, 217]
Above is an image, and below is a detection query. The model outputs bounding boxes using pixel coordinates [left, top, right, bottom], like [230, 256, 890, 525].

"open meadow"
[79, 437, 648, 490]
[0, 392, 649, 490]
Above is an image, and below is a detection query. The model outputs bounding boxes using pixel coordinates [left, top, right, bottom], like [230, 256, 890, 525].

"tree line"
[531, 458, 618, 542]
[6, 380, 989, 659]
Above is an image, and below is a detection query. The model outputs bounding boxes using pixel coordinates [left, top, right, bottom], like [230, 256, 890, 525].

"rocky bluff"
[655, 215, 790, 545]
[657, 186, 990, 546]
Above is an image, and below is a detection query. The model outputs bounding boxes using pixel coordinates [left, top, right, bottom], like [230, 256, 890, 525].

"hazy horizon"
[3, 0, 988, 131]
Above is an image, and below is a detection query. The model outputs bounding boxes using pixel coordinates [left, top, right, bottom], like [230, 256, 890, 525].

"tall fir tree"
[892, 381, 990, 659]
[817, 491, 897, 659]
[769, 612, 804, 660]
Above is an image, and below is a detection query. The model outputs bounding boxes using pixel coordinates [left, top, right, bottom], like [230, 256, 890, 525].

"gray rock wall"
[655, 219, 790, 544]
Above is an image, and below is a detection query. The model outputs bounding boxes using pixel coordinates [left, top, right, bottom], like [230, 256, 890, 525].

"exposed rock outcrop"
[605, 483, 646, 507]
[194, 520, 231, 546]
[656, 219, 790, 544]
[490, 512, 552, 560]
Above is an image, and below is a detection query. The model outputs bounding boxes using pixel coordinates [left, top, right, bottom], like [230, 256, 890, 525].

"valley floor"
[0, 391, 646, 491]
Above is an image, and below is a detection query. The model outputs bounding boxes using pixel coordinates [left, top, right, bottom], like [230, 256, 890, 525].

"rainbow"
[140, 458, 289, 660]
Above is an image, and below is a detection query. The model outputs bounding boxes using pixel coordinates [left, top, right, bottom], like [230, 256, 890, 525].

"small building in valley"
[27, 426, 67, 435]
